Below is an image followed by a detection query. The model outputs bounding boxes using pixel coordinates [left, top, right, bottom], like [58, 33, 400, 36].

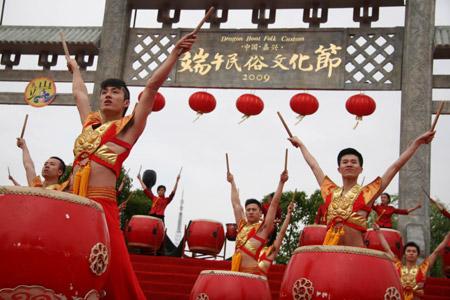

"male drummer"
[137, 171, 180, 223]
[227, 169, 288, 274]
[374, 223, 450, 299]
[287, 130, 435, 247]
[15, 137, 67, 190]
[67, 33, 196, 300]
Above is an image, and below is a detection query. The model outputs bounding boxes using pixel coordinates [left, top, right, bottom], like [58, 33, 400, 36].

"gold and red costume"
[314, 203, 328, 225]
[72, 110, 146, 300]
[372, 204, 409, 228]
[394, 256, 429, 300]
[232, 219, 266, 275]
[30, 176, 69, 191]
[320, 176, 381, 245]
[257, 245, 275, 277]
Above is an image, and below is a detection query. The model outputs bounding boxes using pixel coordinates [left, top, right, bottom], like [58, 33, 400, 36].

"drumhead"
[0, 186, 104, 213]
[293, 245, 393, 261]
[199, 270, 267, 281]
[303, 224, 327, 228]
[366, 228, 401, 234]
[131, 215, 164, 222]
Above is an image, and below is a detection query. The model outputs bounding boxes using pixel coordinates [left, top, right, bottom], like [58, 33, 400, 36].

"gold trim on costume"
[199, 270, 268, 281]
[327, 184, 363, 225]
[292, 245, 394, 261]
[95, 144, 118, 165]
[85, 186, 117, 202]
[0, 186, 104, 213]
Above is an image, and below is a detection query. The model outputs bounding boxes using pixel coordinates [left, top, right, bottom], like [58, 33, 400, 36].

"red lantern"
[290, 93, 319, 125]
[138, 91, 166, 112]
[346, 93, 376, 129]
[236, 94, 264, 124]
[189, 91, 216, 122]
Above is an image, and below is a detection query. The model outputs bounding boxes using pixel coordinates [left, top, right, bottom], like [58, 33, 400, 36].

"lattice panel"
[124, 29, 181, 85]
[345, 28, 403, 90]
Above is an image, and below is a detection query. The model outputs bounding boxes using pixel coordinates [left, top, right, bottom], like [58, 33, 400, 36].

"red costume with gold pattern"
[30, 176, 69, 191]
[394, 256, 429, 299]
[320, 176, 381, 244]
[72, 111, 146, 300]
[232, 219, 266, 275]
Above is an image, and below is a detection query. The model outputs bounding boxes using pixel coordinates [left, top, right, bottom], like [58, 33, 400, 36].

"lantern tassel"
[192, 112, 203, 123]
[353, 116, 362, 130]
[238, 115, 250, 125]
[294, 114, 306, 125]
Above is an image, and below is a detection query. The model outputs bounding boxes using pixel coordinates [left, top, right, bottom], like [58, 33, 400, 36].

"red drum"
[279, 245, 403, 300]
[442, 239, 450, 278]
[364, 228, 404, 259]
[187, 219, 225, 255]
[0, 186, 110, 300]
[299, 225, 327, 247]
[190, 270, 272, 300]
[126, 215, 165, 250]
[226, 223, 238, 241]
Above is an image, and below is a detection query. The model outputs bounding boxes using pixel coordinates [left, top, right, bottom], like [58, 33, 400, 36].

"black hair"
[337, 148, 363, 167]
[382, 192, 391, 203]
[49, 156, 66, 179]
[269, 192, 275, 198]
[245, 198, 262, 210]
[100, 78, 131, 116]
[157, 185, 166, 191]
[403, 241, 420, 256]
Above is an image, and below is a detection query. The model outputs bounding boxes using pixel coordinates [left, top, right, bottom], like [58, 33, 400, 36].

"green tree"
[430, 199, 450, 277]
[262, 189, 323, 265]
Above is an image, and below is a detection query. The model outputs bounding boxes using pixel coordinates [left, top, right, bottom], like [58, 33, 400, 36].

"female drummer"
[372, 193, 421, 228]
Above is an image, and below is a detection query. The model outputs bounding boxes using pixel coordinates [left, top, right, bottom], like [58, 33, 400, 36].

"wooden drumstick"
[284, 148, 288, 171]
[291, 188, 297, 202]
[177, 7, 215, 56]
[7, 166, 11, 177]
[371, 210, 376, 224]
[431, 101, 445, 132]
[179, 166, 183, 176]
[420, 186, 432, 201]
[123, 191, 135, 205]
[226, 153, 230, 173]
[138, 165, 142, 175]
[20, 114, 29, 139]
[277, 111, 293, 138]
[60, 32, 70, 59]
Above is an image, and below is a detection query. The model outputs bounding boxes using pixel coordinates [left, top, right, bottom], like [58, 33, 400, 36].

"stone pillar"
[398, 0, 435, 259]
[91, 0, 131, 110]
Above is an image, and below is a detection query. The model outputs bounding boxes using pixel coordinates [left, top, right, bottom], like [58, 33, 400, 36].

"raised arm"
[8, 174, 21, 186]
[273, 199, 294, 251]
[407, 199, 422, 213]
[117, 175, 126, 193]
[373, 131, 435, 204]
[227, 172, 244, 225]
[67, 58, 91, 124]
[17, 138, 37, 185]
[136, 172, 148, 190]
[129, 33, 197, 141]
[429, 197, 445, 211]
[373, 223, 395, 259]
[429, 232, 450, 268]
[171, 174, 181, 196]
[260, 170, 289, 236]
[288, 136, 324, 185]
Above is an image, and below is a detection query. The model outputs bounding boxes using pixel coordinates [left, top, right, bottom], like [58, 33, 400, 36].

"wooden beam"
[432, 100, 450, 114]
[0, 70, 96, 82]
[433, 75, 450, 88]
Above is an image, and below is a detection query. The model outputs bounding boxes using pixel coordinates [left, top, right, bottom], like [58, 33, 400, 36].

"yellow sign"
[24, 77, 58, 107]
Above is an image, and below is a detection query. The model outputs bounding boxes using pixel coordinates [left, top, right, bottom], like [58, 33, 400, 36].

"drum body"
[298, 225, 327, 247]
[0, 186, 110, 300]
[226, 223, 238, 241]
[364, 228, 404, 259]
[442, 239, 450, 278]
[190, 270, 272, 300]
[126, 215, 165, 250]
[187, 219, 225, 255]
[279, 245, 403, 300]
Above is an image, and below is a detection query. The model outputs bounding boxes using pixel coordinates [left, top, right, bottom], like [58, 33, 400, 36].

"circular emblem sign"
[24, 77, 58, 107]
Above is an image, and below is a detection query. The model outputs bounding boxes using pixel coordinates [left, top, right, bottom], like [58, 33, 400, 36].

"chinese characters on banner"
[175, 29, 346, 89]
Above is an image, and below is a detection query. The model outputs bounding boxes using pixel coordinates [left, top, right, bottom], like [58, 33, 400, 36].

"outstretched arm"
[227, 172, 244, 225]
[429, 197, 445, 211]
[261, 170, 289, 236]
[373, 223, 395, 259]
[8, 174, 21, 186]
[171, 174, 181, 196]
[129, 33, 197, 141]
[17, 138, 37, 186]
[429, 232, 450, 268]
[372, 131, 435, 205]
[117, 175, 126, 193]
[407, 199, 422, 213]
[288, 136, 324, 186]
[67, 58, 91, 124]
[136, 173, 148, 190]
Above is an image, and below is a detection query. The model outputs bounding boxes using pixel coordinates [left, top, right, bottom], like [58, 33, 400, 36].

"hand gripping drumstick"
[60, 32, 70, 59]
[20, 114, 29, 139]
[177, 7, 215, 56]
[277, 112, 293, 138]
[430, 101, 445, 132]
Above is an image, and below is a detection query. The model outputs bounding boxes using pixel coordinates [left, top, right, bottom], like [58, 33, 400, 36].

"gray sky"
[0, 0, 449, 254]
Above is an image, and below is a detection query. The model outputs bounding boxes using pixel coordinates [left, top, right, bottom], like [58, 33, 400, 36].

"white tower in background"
[175, 189, 184, 245]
